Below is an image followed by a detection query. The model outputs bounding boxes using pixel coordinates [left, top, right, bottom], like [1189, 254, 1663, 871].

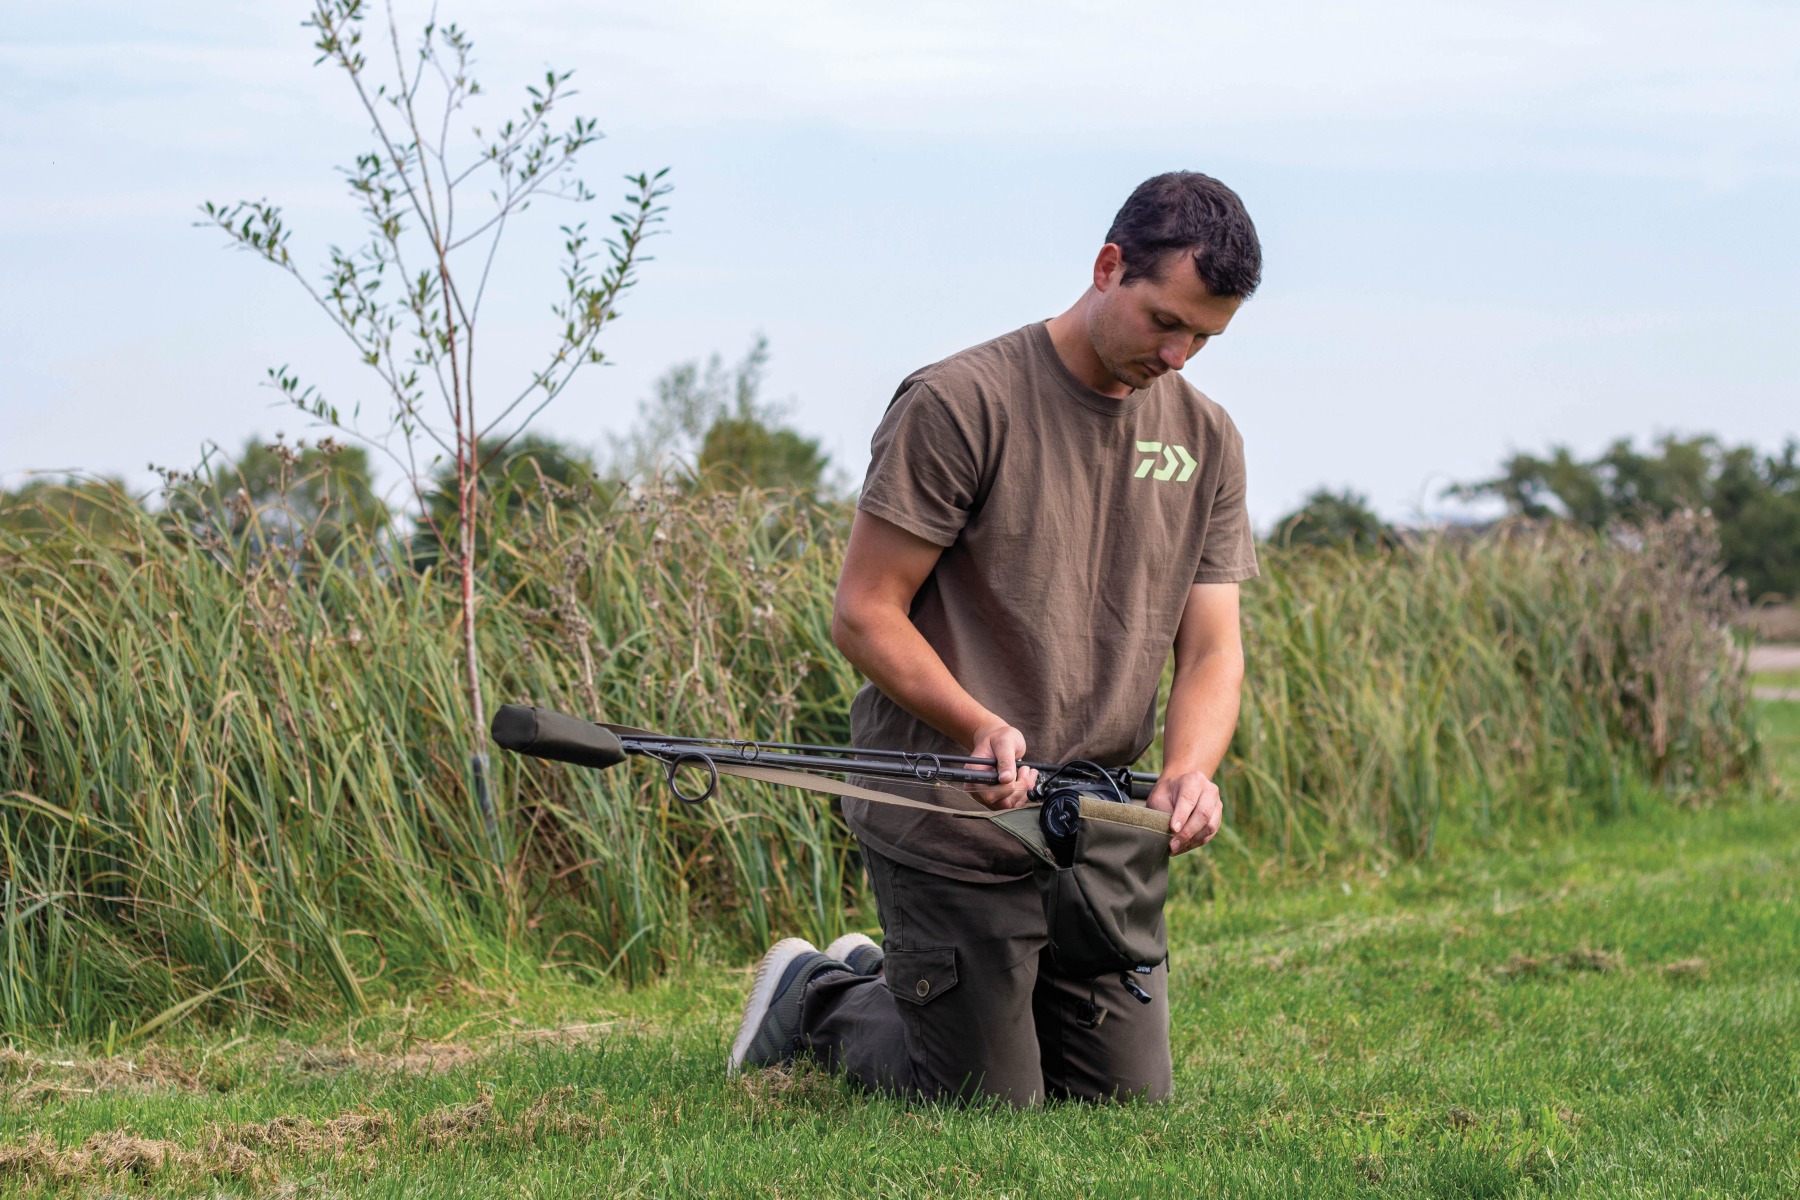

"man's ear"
[1093, 243, 1125, 292]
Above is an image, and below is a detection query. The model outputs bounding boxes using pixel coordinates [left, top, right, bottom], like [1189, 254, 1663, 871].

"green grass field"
[4, 701, 1797, 1198]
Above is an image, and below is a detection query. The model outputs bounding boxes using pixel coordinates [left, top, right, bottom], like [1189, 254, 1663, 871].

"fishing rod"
[489, 704, 1159, 806]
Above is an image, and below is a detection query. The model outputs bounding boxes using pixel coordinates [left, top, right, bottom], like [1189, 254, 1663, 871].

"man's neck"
[1044, 299, 1132, 400]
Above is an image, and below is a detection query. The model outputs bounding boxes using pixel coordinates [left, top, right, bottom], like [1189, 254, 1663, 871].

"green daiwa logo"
[1134, 441, 1197, 482]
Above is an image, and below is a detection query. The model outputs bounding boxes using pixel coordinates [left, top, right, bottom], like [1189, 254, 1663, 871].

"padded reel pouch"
[991, 792, 1171, 979]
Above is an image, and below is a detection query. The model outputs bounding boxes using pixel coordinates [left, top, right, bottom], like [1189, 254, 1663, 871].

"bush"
[1271, 487, 1393, 551]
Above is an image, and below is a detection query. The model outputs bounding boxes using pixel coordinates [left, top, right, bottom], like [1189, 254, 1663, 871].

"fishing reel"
[1032, 762, 1157, 1006]
[1038, 788, 1085, 868]
[1033, 758, 1131, 868]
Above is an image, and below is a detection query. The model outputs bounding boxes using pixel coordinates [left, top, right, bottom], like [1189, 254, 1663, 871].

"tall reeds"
[0, 480, 1759, 1041]
[1218, 516, 1757, 864]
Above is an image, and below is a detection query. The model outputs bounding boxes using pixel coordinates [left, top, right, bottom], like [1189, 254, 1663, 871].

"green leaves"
[1450, 434, 1800, 600]
[199, 199, 292, 265]
[1273, 488, 1394, 551]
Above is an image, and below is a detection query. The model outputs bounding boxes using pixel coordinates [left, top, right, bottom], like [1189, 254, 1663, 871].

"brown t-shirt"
[844, 322, 1259, 882]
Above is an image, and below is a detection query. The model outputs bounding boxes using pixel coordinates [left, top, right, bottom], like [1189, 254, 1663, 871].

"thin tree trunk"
[459, 431, 498, 854]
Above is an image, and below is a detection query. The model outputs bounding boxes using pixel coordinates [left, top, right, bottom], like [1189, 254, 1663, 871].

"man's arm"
[1147, 582, 1245, 855]
[830, 510, 1038, 809]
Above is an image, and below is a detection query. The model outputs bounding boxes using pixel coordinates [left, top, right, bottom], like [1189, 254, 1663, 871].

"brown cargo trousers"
[798, 845, 1172, 1106]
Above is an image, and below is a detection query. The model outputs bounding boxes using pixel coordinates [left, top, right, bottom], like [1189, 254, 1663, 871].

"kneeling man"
[731, 171, 1263, 1106]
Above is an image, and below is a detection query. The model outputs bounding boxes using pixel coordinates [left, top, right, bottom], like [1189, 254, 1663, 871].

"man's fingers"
[975, 762, 1038, 811]
[1183, 789, 1223, 850]
[1161, 776, 1223, 855]
[969, 784, 1007, 810]
[966, 732, 1035, 810]
[1168, 781, 1201, 834]
[1202, 794, 1223, 840]
[970, 723, 1026, 787]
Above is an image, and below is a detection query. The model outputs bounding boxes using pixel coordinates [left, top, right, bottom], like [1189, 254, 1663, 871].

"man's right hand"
[966, 719, 1039, 810]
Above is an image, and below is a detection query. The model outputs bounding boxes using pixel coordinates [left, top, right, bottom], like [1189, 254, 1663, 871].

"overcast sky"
[3, 1, 1796, 527]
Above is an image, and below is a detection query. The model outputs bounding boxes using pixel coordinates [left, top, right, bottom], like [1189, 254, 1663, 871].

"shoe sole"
[822, 933, 877, 968]
[728, 937, 816, 1076]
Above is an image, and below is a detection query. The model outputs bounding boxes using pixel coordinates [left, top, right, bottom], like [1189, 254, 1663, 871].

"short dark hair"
[1105, 172, 1262, 299]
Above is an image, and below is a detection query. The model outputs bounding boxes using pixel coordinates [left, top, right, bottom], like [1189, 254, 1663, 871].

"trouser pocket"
[860, 849, 1047, 1104]
[884, 945, 1026, 1101]
[884, 947, 958, 1007]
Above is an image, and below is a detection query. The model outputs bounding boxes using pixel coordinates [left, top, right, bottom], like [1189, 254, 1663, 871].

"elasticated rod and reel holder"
[491, 703, 1170, 1001]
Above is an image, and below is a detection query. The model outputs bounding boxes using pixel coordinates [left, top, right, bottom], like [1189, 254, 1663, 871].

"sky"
[2, 1, 1796, 528]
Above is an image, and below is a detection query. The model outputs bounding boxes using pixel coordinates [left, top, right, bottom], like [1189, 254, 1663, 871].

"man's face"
[1087, 246, 1242, 390]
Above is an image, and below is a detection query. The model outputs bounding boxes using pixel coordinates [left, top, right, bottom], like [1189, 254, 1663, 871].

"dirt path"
[1750, 644, 1800, 701]
[1749, 644, 1800, 674]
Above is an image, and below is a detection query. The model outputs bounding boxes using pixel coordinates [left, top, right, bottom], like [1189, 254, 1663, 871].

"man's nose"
[1159, 341, 1187, 369]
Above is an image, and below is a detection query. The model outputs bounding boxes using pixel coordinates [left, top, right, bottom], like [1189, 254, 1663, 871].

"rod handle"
[490, 704, 626, 770]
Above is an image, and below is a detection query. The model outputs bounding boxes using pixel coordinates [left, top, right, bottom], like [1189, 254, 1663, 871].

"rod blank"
[491, 703, 1157, 801]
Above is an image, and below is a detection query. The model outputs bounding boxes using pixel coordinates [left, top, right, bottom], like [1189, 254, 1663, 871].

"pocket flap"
[885, 947, 959, 1007]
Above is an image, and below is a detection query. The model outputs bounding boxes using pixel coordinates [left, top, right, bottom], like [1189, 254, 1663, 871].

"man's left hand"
[1147, 769, 1222, 856]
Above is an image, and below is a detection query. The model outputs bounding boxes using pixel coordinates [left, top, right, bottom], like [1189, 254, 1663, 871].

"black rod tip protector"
[490, 704, 626, 770]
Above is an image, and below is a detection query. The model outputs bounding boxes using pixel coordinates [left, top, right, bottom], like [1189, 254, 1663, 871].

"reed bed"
[0, 479, 1759, 1041]
[1221, 515, 1758, 865]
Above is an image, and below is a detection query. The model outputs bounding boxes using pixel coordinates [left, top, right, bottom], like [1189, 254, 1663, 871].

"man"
[729, 172, 1262, 1105]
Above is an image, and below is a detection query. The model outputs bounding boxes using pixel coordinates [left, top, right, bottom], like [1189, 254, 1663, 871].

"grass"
[0, 481, 1764, 1039]
[4, 701, 1795, 1197]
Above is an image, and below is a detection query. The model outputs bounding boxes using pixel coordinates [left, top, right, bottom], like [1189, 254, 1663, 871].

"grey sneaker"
[727, 938, 848, 1075]
[823, 933, 884, 976]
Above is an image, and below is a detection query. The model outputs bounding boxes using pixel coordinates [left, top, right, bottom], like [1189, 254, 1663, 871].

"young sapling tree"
[202, 0, 669, 864]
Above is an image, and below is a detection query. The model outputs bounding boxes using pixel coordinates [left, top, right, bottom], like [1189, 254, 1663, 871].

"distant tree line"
[12, 411, 1793, 605]
[1273, 434, 1800, 602]
[1449, 435, 1799, 602]
[0, 338, 834, 561]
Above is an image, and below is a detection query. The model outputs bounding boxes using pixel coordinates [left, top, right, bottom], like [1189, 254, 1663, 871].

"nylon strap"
[600, 722, 1171, 835]
[710, 760, 1009, 819]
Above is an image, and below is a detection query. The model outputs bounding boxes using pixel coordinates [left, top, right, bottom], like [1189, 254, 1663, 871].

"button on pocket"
[886, 947, 958, 1007]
